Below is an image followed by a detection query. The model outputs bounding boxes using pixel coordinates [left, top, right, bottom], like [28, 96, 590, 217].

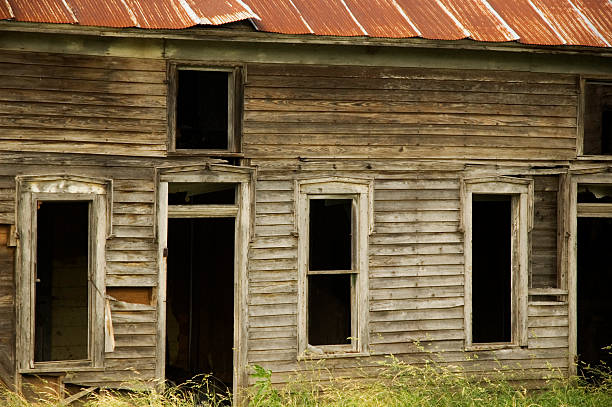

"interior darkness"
[309, 199, 352, 271]
[168, 183, 236, 205]
[583, 82, 612, 155]
[577, 218, 612, 374]
[35, 201, 89, 362]
[472, 195, 512, 343]
[578, 184, 612, 203]
[166, 218, 235, 389]
[308, 274, 351, 346]
[176, 70, 229, 150]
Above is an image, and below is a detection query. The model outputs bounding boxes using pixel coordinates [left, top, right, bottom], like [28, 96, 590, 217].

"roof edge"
[0, 20, 611, 57]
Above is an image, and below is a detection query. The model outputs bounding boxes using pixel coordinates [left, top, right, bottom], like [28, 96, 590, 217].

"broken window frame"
[296, 178, 372, 358]
[578, 76, 612, 158]
[167, 62, 243, 155]
[16, 175, 110, 372]
[462, 177, 532, 351]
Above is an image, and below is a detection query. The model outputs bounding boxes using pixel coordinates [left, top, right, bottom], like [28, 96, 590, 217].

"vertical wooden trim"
[234, 181, 250, 397]
[557, 173, 570, 290]
[463, 191, 472, 348]
[167, 63, 178, 153]
[518, 194, 529, 347]
[576, 77, 585, 156]
[155, 182, 168, 384]
[296, 191, 308, 355]
[92, 195, 107, 367]
[16, 192, 32, 370]
[357, 192, 369, 353]
[567, 177, 578, 375]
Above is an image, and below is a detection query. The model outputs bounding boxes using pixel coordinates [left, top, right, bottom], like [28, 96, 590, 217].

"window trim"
[296, 178, 372, 358]
[577, 76, 612, 159]
[167, 62, 243, 155]
[462, 176, 532, 350]
[16, 175, 110, 372]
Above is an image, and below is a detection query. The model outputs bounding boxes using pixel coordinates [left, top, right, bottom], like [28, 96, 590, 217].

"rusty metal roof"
[1, 0, 611, 48]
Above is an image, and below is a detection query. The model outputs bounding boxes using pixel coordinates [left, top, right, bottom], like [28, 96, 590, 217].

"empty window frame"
[169, 64, 241, 153]
[17, 176, 108, 370]
[297, 179, 371, 356]
[463, 177, 531, 349]
[581, 80, 612, 156]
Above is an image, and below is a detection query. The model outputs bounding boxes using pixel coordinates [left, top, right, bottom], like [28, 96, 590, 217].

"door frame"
[568, 172, 612, 376]
[155, 164, 253, 395]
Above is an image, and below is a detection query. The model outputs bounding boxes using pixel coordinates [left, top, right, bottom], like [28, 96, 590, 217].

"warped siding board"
[0, 51, 166, 157]
[243, 64, 578, 160]
[0, 225, 15, 387]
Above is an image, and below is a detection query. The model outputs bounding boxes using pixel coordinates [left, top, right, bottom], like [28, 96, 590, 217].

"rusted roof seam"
[287, 0, 314, 34]
[236, 0, 260, 20]
[118, 0, 140, 27]
[479, 0, 520, 41]
[340, 0, 368, 36]
[527, 0, 566, 44]
[61, 0, 78, 23]
[435, 0, 471, 38]
[391, 0, 421, 37]
[3, 0, 13, 18]
[177, 0, 199, 25]
[567, 0, 610, 47]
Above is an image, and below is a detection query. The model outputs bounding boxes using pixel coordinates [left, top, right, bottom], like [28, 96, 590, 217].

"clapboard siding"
[243, 64, 578, 160]
[249, 160, 569, 386]
[0, 51, 167, 157]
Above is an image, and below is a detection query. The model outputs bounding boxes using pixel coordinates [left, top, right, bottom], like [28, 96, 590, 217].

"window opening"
[307, 198, 354, 347]
[308, 274, 351, 346]
[165, 217, 235, 389]
[309, 199, 352, 271]
[34, 201, 89, 362]
[578, 184, 612, 203]
[577, 218, 612, 375]
[176, 70, 230, 150]
[583, 81, 612, 155]
[168, 183, 236, 205]
[472, 194, 512, 343]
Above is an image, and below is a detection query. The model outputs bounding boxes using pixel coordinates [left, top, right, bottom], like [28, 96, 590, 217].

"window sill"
[298, 351, 369, 361]
[20, 364, 103, 374]
[576, 155, 612, 161]
[168, 150, 244, 158]
[465, 343, 523, 351]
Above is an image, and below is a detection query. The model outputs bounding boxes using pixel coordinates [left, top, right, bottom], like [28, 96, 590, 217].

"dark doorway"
[35, 201, 89, 362]
[166, 217, 235, 390]
[472, 194, 512, 343]
[577, 217, 612, 374]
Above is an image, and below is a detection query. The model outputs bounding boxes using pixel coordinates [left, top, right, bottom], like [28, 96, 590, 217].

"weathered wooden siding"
[243, 64, 578, 161]
[0, 224, 15, 388]
[532, 176, 559, 288]
[0, 155, 159, 388]
[248, 161, 568, 386]
[0, 51, 167, 157]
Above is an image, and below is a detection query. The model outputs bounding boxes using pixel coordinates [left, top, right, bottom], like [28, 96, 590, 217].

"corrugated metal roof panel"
[396, 0, 467, 40]
[343, 0, 418, 38]
[8, 0, 77, 24]
[571, 0, 612, 45]
[241, 0, 312, 34]
[121, 0, 195, 29]
[0, 0, 13, 20]
[289, 0, 365, 36]
[485, 0, 566, 45]
[69, 0, 135, 28]
[184, 0, 257, 26]
[439, 0, 517, 42]
[530, 0, 608, 47]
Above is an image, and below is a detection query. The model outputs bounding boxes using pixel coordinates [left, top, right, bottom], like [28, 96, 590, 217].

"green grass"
[2, 357, 611, 406]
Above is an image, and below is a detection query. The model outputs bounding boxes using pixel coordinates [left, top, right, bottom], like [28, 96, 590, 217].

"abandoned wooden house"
[0, 0, 611, 399]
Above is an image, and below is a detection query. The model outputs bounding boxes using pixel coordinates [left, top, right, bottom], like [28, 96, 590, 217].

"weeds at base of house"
[2, 355, 611, 406]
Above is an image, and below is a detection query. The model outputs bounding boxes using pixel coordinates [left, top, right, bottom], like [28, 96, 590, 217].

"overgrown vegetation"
[2, 356, 611, 406]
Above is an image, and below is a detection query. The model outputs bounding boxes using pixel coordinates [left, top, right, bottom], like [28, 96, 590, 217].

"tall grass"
[2, 357, 610, 406]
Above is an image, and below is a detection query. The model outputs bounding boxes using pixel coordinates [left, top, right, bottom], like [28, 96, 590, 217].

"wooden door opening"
[577, 217, 612, 374]
[165, 217, 235, 390]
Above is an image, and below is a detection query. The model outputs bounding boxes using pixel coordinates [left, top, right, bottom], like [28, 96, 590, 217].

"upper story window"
[581, 80, 612, 156]
[168, 64, 242, 154]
